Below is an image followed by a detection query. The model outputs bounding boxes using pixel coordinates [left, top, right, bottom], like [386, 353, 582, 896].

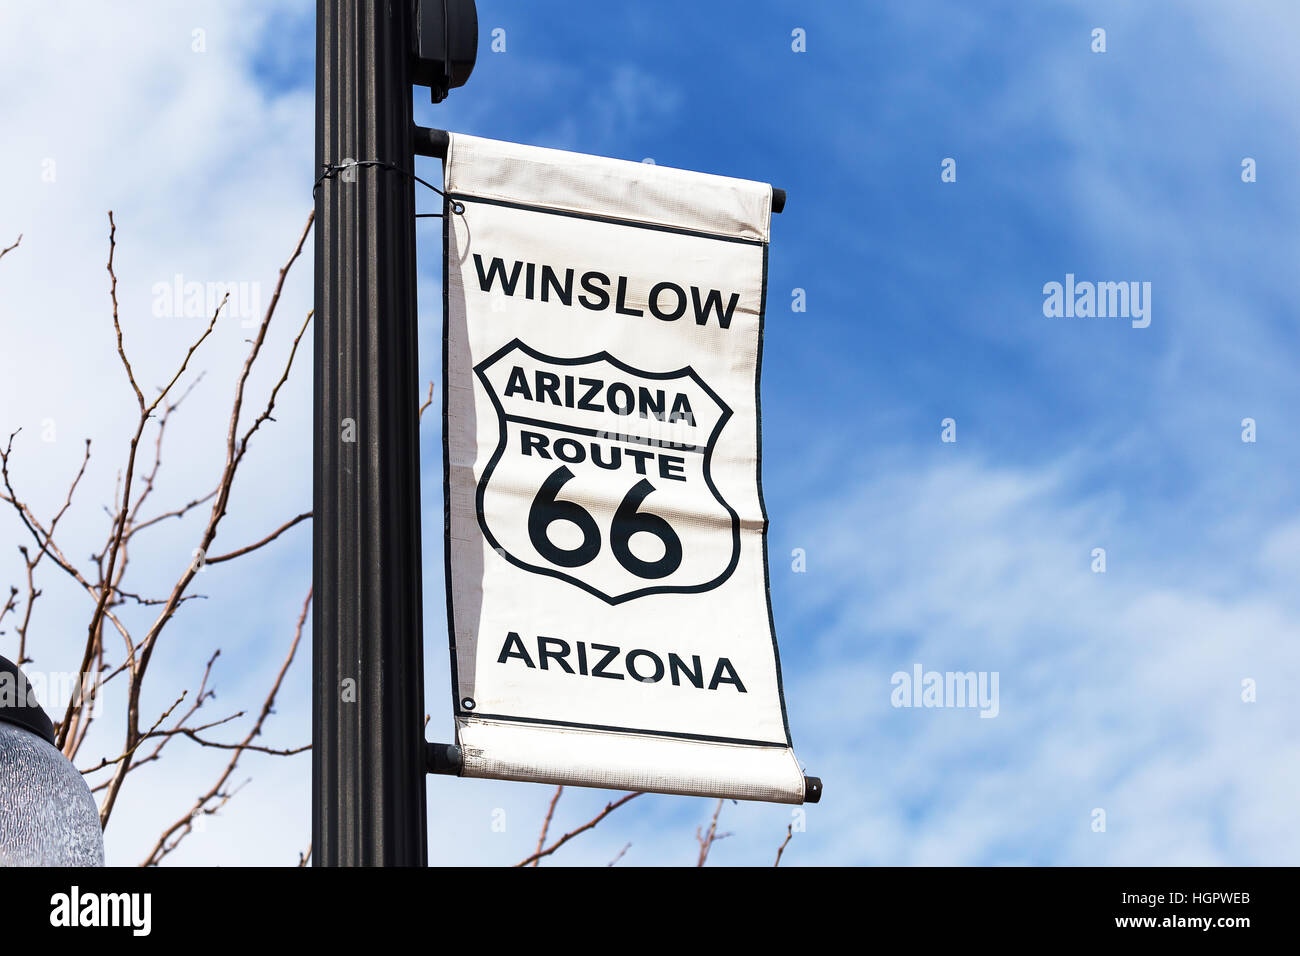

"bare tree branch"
[205, 512, 311, 565]
[78, 692, 190, 776]
[1, 435, 136, 666]
[141, 586, 311, 865]
[3, 211, 331, 866]
[773, 824, 794, 866]
[1, 438, 92, 666]
[695, 799, 732, 867]
[88, 652, 223, 791]
[607, 842, 631, 867]
[0, 586, 19, 635]
[61, 210, 228, 753]
[532, 785, 564, 866]
[513, 792, 642, 867]
[96, 211, 313, 826]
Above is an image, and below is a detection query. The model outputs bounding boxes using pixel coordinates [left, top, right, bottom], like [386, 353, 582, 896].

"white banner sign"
[441, 133, 809, 803]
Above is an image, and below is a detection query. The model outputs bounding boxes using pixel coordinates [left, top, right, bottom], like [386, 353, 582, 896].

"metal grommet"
[461, 697, 476, 711]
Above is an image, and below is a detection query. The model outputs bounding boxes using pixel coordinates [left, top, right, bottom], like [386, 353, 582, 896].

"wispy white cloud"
[775, 450, 1300, 864]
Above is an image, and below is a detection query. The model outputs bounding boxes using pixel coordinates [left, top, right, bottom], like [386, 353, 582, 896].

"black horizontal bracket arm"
[413, 125, 450, 159]
[426, 742, 463, 775]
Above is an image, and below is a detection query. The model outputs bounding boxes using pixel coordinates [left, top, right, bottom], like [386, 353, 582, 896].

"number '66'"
[528, 465, 683, 579]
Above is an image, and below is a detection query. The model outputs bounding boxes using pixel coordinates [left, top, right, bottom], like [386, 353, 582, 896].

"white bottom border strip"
[455, 716, 808, 804]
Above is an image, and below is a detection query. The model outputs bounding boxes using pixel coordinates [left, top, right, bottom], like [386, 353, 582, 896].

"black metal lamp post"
[312, 0, 476, 867]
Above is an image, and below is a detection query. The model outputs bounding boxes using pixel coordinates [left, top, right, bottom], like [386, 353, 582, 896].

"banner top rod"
[412, 126, 786, 213]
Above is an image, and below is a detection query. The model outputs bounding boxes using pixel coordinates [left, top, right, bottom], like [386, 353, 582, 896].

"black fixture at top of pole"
[413, 0, 478, 103]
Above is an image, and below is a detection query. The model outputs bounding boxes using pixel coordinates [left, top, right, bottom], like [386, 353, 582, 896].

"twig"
[98, 211, 313, 827]
[61, 211, 227, 752]
[532, 785, 564, 866]
[78, 692, 189, 775]
[128, 488, 218, 537]
[607, 842, 632, 867]
[205, 512, 311, 565]
[105, 213, 143, 410]
[1, 436, 137, 671]
[774, 824, 794, 867]
[0, 586, 17, 630]
[234, 308, 313, 455]
[513, 792, 642, 867]
[6, 438, 92, 665]
[141, 586, 311, 864]
[695, 799, 732, 867]
[165, 734, 309, 756]
[2, 212, 321, 856]
[88, 652, 223, 790]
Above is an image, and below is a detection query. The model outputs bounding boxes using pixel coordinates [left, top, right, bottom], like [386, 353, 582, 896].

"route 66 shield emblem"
[473, 338, 740, 604]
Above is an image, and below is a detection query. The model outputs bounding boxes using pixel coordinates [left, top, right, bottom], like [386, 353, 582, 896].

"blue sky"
[2, 0, 1298, 865]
